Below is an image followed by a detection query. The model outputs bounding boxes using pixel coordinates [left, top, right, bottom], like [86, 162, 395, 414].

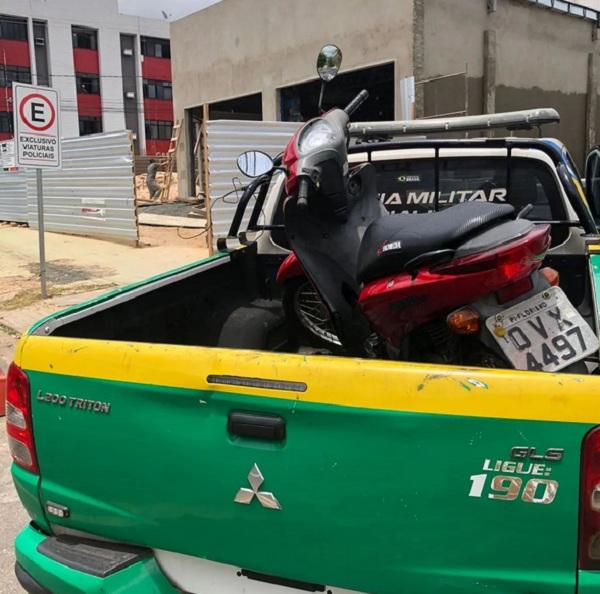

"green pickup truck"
[9, 113, 600, 594]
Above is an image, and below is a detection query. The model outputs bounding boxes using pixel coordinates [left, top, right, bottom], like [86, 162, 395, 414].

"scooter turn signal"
[447, 307, 481, 335]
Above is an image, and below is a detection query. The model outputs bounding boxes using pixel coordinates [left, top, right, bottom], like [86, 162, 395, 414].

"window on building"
[79, 116, 102, 136]
[0, 112, 12, 133]
[0, 16, 28, 41]
[143, 79, 172, 100]
[279, 62, 394, 122]
[141, 37, 170, 59]
[145, 120, 173, 140]
[0, 66, 31, 87]
[76, 73, 100, 94]
[208, 93, 262, 120]
[72, 26, 98, 50]
[33, 20, 50, 87]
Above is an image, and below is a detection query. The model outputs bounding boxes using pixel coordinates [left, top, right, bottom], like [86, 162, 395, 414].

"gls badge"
[510, 447, 564, 461]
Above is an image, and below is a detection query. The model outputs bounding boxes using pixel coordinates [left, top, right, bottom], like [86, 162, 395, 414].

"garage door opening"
[209, 93, 263, 120]
[279, 62, 394, 122]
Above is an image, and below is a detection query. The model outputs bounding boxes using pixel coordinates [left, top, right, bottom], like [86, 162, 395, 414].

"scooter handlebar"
[344, 90, 370, 117]
[297, 177, 309, 209]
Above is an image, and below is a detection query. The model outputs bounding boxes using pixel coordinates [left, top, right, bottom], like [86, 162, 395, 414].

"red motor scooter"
[240, 45, 597, 372]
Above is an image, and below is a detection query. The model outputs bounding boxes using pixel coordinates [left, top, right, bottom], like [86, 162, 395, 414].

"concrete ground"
[0, 223, 209, 358]
[0, 224, 209, 592]
[0, 223, 207, 287]
[0, 419, 27, 593]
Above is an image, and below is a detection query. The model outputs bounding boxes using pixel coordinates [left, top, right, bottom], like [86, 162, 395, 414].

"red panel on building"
[0, 40, 30, 67]
[77, 93, 102, 117]
[146, 139, 171, 155]
[143, 99, 173, 122]
[0, 87, 13, 112]
[0, 132, 12, 141]
[142, 57, 171, 81]
[73, 48, 100, 74]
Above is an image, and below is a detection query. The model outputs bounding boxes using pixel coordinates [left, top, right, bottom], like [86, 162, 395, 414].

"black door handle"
[228, 412, 286, 441]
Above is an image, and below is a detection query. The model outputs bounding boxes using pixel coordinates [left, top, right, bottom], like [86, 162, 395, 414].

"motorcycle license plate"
[485, 286, 599, 372]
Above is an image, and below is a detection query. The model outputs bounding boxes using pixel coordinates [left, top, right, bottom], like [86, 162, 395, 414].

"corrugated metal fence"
[0, 130, 138, 243]
[0, 170, 28, 223]
[27, 131, 138, 242]
[206, 120, 300, 248]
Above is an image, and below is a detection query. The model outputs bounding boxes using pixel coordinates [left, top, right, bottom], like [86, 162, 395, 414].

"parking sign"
[13, 83, 61, 169]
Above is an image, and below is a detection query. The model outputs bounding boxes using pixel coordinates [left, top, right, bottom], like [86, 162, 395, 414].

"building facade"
[0, 0, 173, 154]
[171, 0, 600, 197]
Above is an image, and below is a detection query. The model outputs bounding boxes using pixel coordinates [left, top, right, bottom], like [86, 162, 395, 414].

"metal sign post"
[13, 82, 61, 299]
[35, 169, 47, 298]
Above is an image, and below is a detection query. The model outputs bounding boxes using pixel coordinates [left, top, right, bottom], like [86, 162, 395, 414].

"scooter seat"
[357, 202, 515, 283]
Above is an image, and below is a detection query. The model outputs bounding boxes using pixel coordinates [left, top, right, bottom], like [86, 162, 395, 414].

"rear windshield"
[374, 156, 564, 221]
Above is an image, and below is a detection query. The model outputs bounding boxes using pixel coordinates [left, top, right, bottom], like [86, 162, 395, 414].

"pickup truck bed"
[9, 244, 600, 594]
[40, 252, 287, 349]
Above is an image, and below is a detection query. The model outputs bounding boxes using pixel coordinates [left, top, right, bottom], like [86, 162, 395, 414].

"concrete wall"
[172, 0, 600, 196]
[493, 0, 592, 166]
[1, 0, 168, 138]
[421, 0, 598, 166]
[171, 0, 413, 196]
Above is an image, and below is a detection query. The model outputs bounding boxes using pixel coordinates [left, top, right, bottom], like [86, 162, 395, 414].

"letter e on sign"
[13, 82, 61, 169]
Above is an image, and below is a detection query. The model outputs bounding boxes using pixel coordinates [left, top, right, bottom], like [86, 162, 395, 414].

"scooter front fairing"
[283, 163, 385, 355]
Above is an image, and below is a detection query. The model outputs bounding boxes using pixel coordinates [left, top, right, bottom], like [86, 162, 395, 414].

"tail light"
[496, 266, 559, 305]
[434, 225, 550, 282]
[580, 427, 600, 569]
[5, 362, 38, 474]
[495, 276, 533, 305]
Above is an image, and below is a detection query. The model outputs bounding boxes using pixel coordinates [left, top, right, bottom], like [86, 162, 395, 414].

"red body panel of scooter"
[358, 225, 550, 347]
[277, 252, 304, 284]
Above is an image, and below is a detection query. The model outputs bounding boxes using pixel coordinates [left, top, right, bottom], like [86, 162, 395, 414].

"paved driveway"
[0, 419, 27, 593]
[0, 223, 210, 593]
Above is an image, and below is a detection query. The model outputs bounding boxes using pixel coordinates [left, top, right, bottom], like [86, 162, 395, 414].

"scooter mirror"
[236, 150, 274, 178]
[317, 44, 342, 82]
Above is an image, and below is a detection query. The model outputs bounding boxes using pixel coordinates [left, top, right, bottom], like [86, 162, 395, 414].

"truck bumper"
[15, 524, 178, 594]
[578, 570, 600, 592]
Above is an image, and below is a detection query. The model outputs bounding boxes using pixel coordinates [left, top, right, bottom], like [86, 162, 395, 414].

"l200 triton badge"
[234, 464, 282, 510]
[36, 390, 111, 414]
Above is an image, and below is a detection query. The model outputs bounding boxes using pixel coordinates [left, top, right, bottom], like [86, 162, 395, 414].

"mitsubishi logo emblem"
[234, 463, 282, 510]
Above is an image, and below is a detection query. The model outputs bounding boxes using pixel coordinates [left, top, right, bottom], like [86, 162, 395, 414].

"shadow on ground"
[26, 259, 115, 284]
